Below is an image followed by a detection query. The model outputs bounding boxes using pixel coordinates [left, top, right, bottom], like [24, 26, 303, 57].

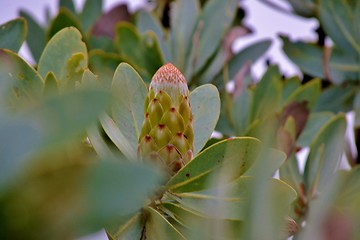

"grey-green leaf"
[38, 27, 88, 81]
[108, 63, 147, 159]
[304, 114, 347, 192]
[0, 18, 27, 52]
[170, 0, 199, 72]
[190, 84, 220, 155]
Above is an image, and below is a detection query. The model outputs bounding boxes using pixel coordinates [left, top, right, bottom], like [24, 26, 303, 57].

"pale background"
[0, 1, 318, 239]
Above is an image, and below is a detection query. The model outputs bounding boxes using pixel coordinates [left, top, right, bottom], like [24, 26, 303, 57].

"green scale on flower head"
[138, 63, 194, 175]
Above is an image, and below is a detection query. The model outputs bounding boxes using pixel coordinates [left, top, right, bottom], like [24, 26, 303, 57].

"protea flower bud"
[138, 63, 194, 175]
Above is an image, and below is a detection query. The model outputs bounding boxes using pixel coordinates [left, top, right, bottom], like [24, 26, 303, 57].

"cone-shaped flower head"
[138, 63, 194, 175]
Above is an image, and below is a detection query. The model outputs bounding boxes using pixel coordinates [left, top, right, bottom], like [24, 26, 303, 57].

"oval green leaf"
[107, 63, 147, 159]
[166, 137, 261, 193]
[0, 18, 27, 52]
[38, 27, 87, 82]
[190, 84, 220, 155]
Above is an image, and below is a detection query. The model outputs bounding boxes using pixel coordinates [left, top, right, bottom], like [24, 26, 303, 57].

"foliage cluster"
[0, 0, 359, 239]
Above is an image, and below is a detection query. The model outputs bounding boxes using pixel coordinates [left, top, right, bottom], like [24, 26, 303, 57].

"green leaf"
[213, 40, 271, 89]
[166, 137, 261, 193]
[314, 85, 357, 113]
[85, 160, 163, 226]
[0, 118, 42, 192]
[88, 49, 121, 88]
[38, 27, 87, 82]
[0, 18, 27, 52]
[169, 176, 296, 222]
[335, 167, 360, 216]
[281, 76, 301, 105]
[80, 0, 103, 33]
[243, 148, 287, 178]
[285, 0, 317, 17]
[297, 112, 334, 147]
[188, 0, 237, 75]
[59, 0, 76, 13]
[47, 8, 82, 41]
[287, 78, 321, 111]
[0, 49, 43, 108]
[106, 213, 144, 240]
[136, 10, 170, 62]
[281, 35, 360, 84]
[320, 0, 360, 54]
[43, 72, 59, 96]
[19, 10, 45, 62]
[232, 84, 253, 136]
[170, 0, 199, 72]
[304, 114, 347, 192]
[161, 202, 244, 239]
[31, 88, 112, 148]
[190, 84, 220, 155]
[279, 154, 303, 193]
[251, 66, 282, 121]
[145, 207, 186, 240]
[114, 23, 164, 81]
[105, 63, 147, 160]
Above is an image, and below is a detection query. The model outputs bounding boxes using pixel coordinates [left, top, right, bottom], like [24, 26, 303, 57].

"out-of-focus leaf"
[145, 207, 186, 239]
[114, 23, 164, 81]
[334, 167, 360, 217]
[170, 176, 296, 222]
[85, 160, 163, 226]
[214, 39, 271, 89]
[244, 148, 287, 178]
[106, 213, 144, 240]
[38, 27, 88, 82]
[242, 173, 297, 239]
[297, 112, 334, 147]
[251, 66, 282, 120]
[0, 118, 42, 193]
[80, 0, 103, 33]
[287, 0, 317, 17]
[287, 79, 321, 111]
[170, 0, 199, 72]
[161, 202, 244, 239]
[19, 10, 45, 62]
[92, 4, 130, 38]
[0, 18, 27, 52]
[314, 85, 357, 113]
[279, 154, 303, 193]
[281, 36, 360, 84]
[0, 49, 43, 108]
[47, 8, 82, 41]
[59, 0, 76, 13]
[136, 10, 170, 62]
[88, 49, 121, 88]
[105, 63, 147, 159]
[232, 83, 253, 136]
[188, 0, 237, 75]
[320, 0, 360, 54]
[190, 84, 220, 155]
[31, 88, 111, 148]
[166, 137, 261, 193]
[304, 114, 346, 192]
[281, 76, 301, 105]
